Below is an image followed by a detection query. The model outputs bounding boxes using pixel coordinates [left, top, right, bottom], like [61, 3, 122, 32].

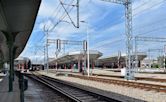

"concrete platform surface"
[0, 75, 20, 102]
[0, 73, 63, 102]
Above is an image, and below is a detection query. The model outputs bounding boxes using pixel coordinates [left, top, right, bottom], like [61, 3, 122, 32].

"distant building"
[141, 59, 154, 68]
[14, 57, 31, 71]
[141, 56, 165, 68]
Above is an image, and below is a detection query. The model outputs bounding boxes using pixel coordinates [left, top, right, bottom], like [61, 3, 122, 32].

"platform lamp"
[80, 21, 90, 77]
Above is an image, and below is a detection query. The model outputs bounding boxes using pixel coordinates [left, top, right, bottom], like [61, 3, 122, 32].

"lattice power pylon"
[102, 0, 133, 80]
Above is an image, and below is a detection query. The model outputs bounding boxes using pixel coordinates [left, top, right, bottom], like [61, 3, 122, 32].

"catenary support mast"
[101, 0, 133, 80]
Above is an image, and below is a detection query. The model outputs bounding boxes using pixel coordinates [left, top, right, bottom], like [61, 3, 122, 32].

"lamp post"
[80, 21, 90, 77]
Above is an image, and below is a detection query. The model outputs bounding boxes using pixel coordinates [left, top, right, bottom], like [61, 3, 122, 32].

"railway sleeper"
[150, 87, 166, 92]
[127, 83, 135, 87]
[158, 89, 166, 93]
[136, 85, 148, 90]
[78, 96, 95, 100]
[73, 94, 91, 97]
[117, 81, 125, 86]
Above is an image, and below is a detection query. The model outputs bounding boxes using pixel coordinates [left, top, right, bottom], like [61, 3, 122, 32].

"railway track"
[50, 70, 166, 83]
[92, 74, 166, 83]
[26, 73, 121, 102]
[68, 74, 166, 93]
[25, 76, 72, 102]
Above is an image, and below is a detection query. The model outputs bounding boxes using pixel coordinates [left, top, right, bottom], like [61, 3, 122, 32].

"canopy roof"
[49, 50, 103, 65]
[0, 0, 41, 61]
[97, 52, 147, 64]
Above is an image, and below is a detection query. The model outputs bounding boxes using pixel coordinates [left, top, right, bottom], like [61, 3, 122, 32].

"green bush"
[151, 64, 159, 68]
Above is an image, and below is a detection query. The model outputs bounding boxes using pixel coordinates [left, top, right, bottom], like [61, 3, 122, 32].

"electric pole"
[43, 25, 49, 73]
[46, 31, 49, 73]
[102, 0, 133, 80]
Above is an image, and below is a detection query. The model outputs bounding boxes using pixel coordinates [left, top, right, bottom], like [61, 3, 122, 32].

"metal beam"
[101, 0, 126, 4]
[47, 39, 84, 45]
[148, 49, 164, 52]
[135, 36, 166, 42]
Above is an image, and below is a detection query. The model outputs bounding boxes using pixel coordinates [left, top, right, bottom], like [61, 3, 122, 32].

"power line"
[50, 2, 62, 18]
[133, 0, 166, 17]
[92, 0, 165, 31]
[132, 0, 150, 11]
[47, 0, 75, 31]
[43, 0, 67, 30]
[135, 25, 166, 36]
[133, 17, 166, 32]
[79, 1, 166, 50]
[92, 37, 124, 49]
[51, 0, 74, 22]
[58, 0, 78, 28]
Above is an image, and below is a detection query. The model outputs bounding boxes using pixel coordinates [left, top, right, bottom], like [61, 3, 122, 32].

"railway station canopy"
[49, 50, 103, 65]
[0, 0, 41, 62]
[96, 52, 147, 66]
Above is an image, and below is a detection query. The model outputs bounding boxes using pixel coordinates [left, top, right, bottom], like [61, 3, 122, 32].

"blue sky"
[20, 0, 166, 64]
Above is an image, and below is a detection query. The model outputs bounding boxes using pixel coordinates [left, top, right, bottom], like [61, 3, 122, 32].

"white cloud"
[21, 0, 166, 62]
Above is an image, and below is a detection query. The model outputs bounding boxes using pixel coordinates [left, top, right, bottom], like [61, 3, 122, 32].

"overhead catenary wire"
[79, 0, 166, 51]
[50, 2, 62, 19]
[47, 0, 76, 31]
[133, 0, 166, 17]
[43, 0, 78, 71]
[93, 0, 166, 32]
[135, 25, 166, 36]
[92, 38, 124, 49]
[30, 1, 63, 44]
[58, 0, 78, 28]
[87, 0, 166, 49]
[133, 17, 166, 32]
[25, 0, 166, 62]
[85, 0, 165, 49]
[132, 0, 150, 11]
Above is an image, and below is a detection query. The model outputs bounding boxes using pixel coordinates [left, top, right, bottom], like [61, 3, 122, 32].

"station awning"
[97, 52, 147, 64]
[0, 0, 41, 62]
[49, 50, 103, 65]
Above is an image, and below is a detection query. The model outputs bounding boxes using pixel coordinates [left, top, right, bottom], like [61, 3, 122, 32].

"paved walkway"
[0, 73, 63, 102]
[0, 75, 20, 102]
[24, 76, 46, 102]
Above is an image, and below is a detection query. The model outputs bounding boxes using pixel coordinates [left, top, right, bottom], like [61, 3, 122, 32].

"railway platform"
[0, 74, 20, 102]
[0, 73, 56, 102]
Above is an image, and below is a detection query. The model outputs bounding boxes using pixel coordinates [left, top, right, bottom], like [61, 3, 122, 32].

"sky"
[20, 0, 166, 64]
